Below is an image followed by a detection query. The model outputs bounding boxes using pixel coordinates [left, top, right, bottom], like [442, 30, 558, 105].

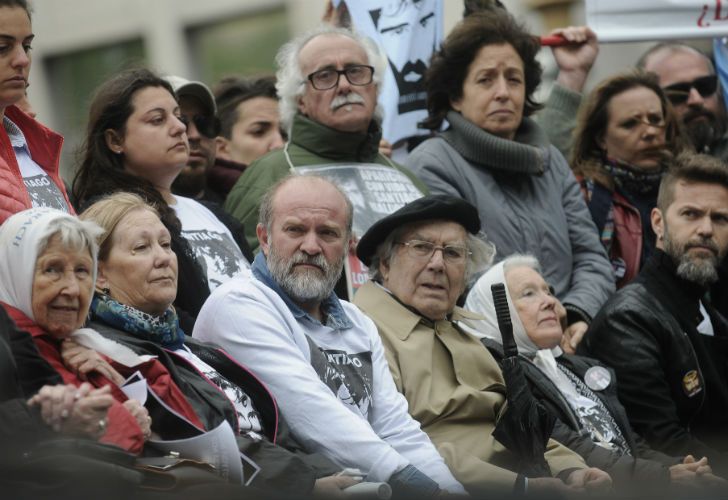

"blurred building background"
[26, 0, 665, 181]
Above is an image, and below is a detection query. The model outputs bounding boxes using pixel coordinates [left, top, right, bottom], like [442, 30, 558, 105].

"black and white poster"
[23, 174, 70, 212]
[343, 0, 443, 144]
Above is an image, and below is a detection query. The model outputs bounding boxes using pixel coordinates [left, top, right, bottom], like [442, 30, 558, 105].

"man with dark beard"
[193, 175, 465, 497]
[638, 43, 728, 159]
[582, 153, 728, 477]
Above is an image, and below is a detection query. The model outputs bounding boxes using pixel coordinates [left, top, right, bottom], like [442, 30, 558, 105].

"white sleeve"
[362, 314, 466, 494]
[193, 285, 409, 482]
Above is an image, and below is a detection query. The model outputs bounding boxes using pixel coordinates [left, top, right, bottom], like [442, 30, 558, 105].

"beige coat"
[354, 282, 586, 494]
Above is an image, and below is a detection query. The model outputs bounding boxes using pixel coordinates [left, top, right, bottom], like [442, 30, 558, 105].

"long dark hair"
[421, 9, 542, 131]
[71, 68, 180, 228]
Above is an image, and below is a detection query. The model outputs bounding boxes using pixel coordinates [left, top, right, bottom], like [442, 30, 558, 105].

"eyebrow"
[420, 12, 435, 23]
[381, 22, 409, 34]
[0, 34, 35, 42]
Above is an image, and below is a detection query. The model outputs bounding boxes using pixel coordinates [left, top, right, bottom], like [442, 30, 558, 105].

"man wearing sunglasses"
[165, 75, 222, 202]
[224, 25, 428, 255]
[638, 43, 727, 159]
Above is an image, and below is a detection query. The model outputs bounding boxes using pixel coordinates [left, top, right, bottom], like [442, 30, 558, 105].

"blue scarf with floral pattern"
[90, 294, 185, 350]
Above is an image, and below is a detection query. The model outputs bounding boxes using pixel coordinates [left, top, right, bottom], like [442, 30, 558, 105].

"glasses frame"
[306, 65, 375, 91]
[663, 75, 718, 105]
[396, 239, 472, 264]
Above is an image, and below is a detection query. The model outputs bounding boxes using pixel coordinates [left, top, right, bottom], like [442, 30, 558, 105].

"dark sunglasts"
[663, 75, 718, 105]
[180, 114, 221, 138]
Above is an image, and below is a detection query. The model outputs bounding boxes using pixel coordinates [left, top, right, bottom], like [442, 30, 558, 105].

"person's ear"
[215, 136, 232, 161]
[257, 223, 271, 257]
[297, 94, 308, 115]
[96, 261, 110, 291]
[651, 207, 666, 246]
[450, 96, 462, 113]
[379, 256, 391, 283]
[104, 129, 124, 155]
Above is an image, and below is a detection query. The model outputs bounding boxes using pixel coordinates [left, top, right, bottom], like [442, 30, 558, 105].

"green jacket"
[224, 113, 428, 252]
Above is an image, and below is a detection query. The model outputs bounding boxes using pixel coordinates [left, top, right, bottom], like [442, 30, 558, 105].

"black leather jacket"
[582, 250, 728, 476]
[483, 338, 676, 487]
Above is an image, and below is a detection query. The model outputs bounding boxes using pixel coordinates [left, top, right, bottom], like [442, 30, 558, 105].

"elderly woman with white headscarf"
[463, 254, 726, 489]
[0, 207, 204, 454]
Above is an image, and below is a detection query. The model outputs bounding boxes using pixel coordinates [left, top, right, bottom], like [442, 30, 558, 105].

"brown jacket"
[354, 282, 586, 494]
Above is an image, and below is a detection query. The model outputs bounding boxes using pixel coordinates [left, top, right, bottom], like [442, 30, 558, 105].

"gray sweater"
[405, 111, 614, 320]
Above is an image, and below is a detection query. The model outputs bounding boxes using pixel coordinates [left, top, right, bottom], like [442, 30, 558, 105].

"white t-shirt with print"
[171, 195, 250, 290]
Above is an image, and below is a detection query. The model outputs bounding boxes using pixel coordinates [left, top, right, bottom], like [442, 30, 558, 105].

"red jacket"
[4, 303, 204, 454]
[0, 106, 72, 224]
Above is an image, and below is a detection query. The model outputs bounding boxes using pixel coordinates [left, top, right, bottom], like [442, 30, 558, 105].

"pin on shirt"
[584, 366, 611, 391]
[682, 370, 702, 398]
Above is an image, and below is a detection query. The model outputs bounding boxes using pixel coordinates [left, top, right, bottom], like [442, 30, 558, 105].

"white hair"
[275, 24, 387, 134]
[501, 254, 541, 274]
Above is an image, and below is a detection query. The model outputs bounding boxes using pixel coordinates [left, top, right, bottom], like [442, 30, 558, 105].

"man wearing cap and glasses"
[353, 194, 611, 495]
[224, 25, 427, 255]
[638, 43, 728, 159]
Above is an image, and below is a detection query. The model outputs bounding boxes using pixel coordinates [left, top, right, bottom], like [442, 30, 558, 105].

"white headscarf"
[0, 207, 98, 319]
[0, 207, 151, 367]
[463, 259, 569, 391]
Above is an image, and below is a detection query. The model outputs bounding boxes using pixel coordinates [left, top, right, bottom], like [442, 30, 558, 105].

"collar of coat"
[290, 113, 382, 163]
[354, 281, 485, 341]
[440, 110, 551, 175]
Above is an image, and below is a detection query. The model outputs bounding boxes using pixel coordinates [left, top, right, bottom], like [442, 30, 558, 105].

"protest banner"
[586, 0, 728, 42]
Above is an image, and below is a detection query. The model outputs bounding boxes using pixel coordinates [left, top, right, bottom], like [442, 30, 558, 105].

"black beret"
[356, 195, 481, 266]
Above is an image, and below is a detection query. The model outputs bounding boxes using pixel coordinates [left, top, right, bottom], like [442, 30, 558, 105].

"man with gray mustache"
[224, 25, 428, 255]
[583, 153, 728, 477]
[195, 175, 465, 497]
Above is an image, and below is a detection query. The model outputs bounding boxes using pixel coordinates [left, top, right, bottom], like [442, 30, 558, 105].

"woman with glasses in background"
[72, 68, 250, 331]
[571, 70, 688, 288]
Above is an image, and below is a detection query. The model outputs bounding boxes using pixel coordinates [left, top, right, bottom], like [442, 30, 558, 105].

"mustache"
[289, 252, 330, 272]
[683, 105, 716, 124]
[685, 237, 720, 255]
[330, 93, 365, 110]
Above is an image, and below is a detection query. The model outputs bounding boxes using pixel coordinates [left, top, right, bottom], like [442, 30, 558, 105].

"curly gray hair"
[275, 24, 387, 134]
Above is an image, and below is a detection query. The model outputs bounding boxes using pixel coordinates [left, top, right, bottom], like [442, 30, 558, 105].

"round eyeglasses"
[306, 65, 375, 91]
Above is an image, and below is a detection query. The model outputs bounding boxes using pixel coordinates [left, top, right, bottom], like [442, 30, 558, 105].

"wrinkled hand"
[28, 383, 113, 438]
[312, 475, 360, 499]
[378, 138, 393, 158]
[123, 399, 152, 441]
[561, 321, 588, 354]
[550, 26, 599, 92]
[61, 385, 114, 438]
[61, 338, 125, 385]
[565, 467, 612, 492]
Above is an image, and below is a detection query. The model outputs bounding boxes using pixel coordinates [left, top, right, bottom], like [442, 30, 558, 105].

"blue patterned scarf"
[603, 156, 665, 196]
[90, 294, 185, 350]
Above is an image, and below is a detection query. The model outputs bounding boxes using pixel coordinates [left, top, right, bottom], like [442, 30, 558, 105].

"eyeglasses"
[396, 239, 471, 264]
[179, 114, 221, 139]
[663, 75, 718, 105]
[306, 65, 375, 91]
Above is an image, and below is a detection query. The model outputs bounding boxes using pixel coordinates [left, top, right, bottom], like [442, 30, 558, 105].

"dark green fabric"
[224, 113, 428, 253]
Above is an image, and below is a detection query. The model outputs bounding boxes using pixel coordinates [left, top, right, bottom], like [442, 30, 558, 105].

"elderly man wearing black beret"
[354, 194, 611, 496]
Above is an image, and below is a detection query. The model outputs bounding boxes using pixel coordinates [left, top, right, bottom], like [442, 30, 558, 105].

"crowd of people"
[2, 0, 728, 498]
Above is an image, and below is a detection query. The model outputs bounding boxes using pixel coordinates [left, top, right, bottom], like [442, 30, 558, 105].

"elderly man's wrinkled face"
[32, 234, 94, 339]
[380, 220, 468, 321]
[97, 208, 178, 316]
[297, 34, 378, 134]
[258, 177, 349, 306]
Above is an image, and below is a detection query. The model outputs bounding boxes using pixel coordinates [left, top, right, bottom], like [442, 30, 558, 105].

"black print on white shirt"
[306, 337, 374, 418]
[23, 174, 69, 212]
[182, 229, 243, 288]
